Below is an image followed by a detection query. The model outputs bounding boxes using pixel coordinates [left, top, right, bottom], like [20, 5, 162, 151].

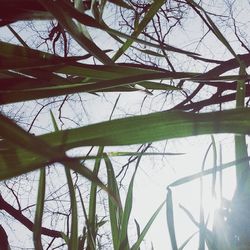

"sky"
[1, 0, 250, 249]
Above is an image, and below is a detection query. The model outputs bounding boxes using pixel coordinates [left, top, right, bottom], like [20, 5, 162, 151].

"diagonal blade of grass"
[0, 113, 115, 204]
[131, 201, 165, 250]
[39, 0, 113, 65]
[104, 25, 199, 57]
[178, 232, 197, 250]
[168, 157, 250, 188]
[112, 0, 165, 61]
[0, 112, 58, 159]
[4, 109, 250, 181]
[186, 0, 238, 60]
[0, 40, 112, 71]
[38, 108, 250, 148]
[7, 25, 28, 47]
[0, 72, 192, 105]
[37, 0, 198, 58]
[4, 108, 250, 155]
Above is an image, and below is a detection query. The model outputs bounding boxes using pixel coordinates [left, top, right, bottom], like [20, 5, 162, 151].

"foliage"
[1, 0, 250, 249]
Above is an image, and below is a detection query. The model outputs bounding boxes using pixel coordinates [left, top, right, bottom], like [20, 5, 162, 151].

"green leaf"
[64, 167, 79, 250]
[39, 0, 113, 64]
[77, 188, 92, 249]
[168, 157, 250, 188]
[33, 168, 46, 250]
[234, 64, 249, 197]
[131, 201, 165, 250]
[39, 108, 250, 148]
[211, 135, 217, 197]
[50, 111, 78, 250]
[74, 0, 93, 40]
[112, 0, 165, 61]
[166, 188, 177, 250]
[199, 142, 212, 250]
[0, 112, 57, 159]
[3, 109, 250, 181]
[107, 0, 133, 9]
[0, 112, 108, 198]
[104, 154, 123, 250]
[118, 155, 142, 250]
[187, 0, 237, 59]
[87, 146, 104, 249]
[178, 232, 197, 250]
[61, 232, 70, 245]
[0, 62, 185, 104]
[134, 219, 141, 250]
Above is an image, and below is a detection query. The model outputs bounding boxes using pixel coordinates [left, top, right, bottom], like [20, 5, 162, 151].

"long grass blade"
[199, 142, 212, 250]
[168, 157, 250, 188]
[178, 232, 197, 250]
[87, 146, 104, 249]
[186, 0, 237, 59]
[39, 0, 113, 65]
[211, 135, 217, 197]
[77, 186, 93, 250]
[50, 111, 78, 250]
[38, 108, 250, 148]
[134, 219, 141, 250]
[64, 167, 78, 250]
[131, 201, 165, 250]
[0, 111, 114, 200]
[234, 64, 249, 198]
[166, 188, 177, 250]
[104, 154, 122, 250]
[112, 0, 165, 61]
[119, 155, 142, 250]
[33, 168, 46, 250]
[3, 109, 250, 181]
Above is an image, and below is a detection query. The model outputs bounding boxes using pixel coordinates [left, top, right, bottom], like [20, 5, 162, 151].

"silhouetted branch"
[0, 194, 62, 238]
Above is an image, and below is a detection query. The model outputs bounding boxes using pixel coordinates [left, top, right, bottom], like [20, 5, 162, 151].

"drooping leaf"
[39, 0, 113, 64]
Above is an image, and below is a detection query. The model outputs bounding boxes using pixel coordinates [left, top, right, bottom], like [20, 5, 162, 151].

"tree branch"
[0, 194, 62, 238]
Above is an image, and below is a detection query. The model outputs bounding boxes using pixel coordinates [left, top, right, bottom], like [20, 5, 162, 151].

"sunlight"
[204, 196, 221, 213]
[203, 195, 222, 226]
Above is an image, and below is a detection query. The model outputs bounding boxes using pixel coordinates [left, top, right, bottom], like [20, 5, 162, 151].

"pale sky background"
[1, 1, 250, 249]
